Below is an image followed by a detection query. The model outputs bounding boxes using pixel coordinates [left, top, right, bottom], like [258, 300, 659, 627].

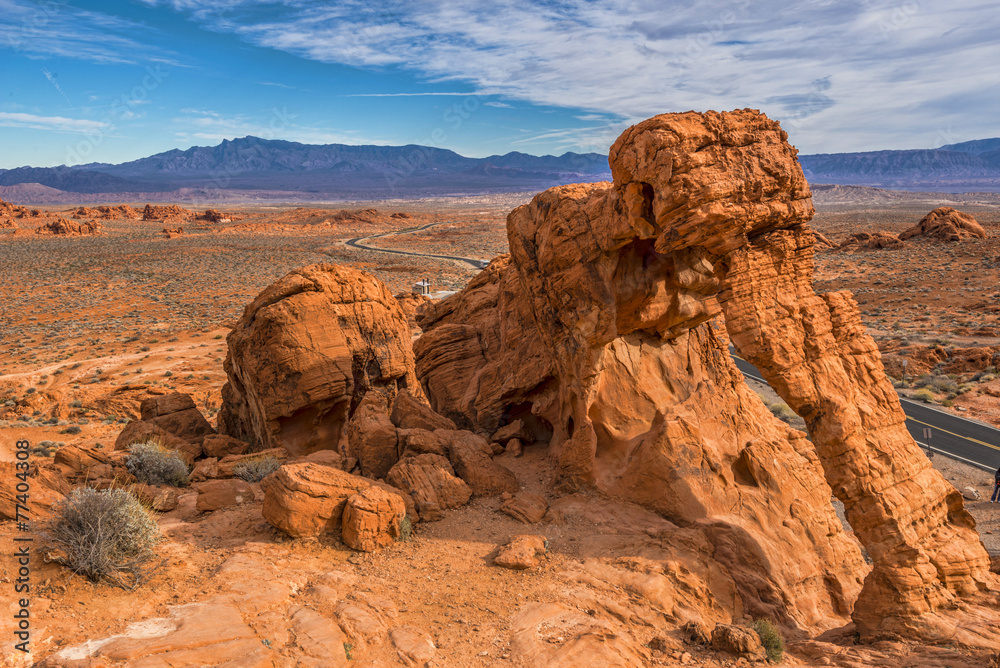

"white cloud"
[0, 0, 179, 64]
[0, 111, 106, 132]
[144, 0, 1000, 153]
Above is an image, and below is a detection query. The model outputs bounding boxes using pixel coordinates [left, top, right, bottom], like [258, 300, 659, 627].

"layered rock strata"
[414, 109, 999, 641]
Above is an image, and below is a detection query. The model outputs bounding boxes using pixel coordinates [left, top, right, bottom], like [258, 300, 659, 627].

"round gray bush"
[126, 442, 190, 486]
[46, 487, 160, 587]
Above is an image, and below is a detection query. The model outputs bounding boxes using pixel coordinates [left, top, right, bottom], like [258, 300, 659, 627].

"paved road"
[732, 356, 1000, 472]
[345, 222, 489, 270]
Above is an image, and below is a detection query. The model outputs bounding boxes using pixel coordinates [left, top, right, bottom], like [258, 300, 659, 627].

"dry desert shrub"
[45, 487, 160, 588]
[232, 455, 281, 482]
[126, 441, 190, 486]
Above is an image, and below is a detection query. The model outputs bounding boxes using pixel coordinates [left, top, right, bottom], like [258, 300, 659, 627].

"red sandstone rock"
[414, 109, 999, 641]
[838, 231, 904, 250]
[35, 219, 102, 236]
[500, 492, 548, 524]
[899, 207, 986, 241]
[341, 485, 406, 551]
[142, 203, 192, 221]
[390, 389, 457, 431]
[389, 626, 436, 666]
[446, 430, 518, 496]
[201, 434, 250, 458]
[711, 623, 766, 660]
[261, 462, 372, 537]
[0, 463, 65, 519]
[346, 392, 399, 479]
[139, 392, 215, 445]
[218, 263, 417, 457]
[386, 453, 471, 521]
[397, 428, 450, 458]
[114, 420, 199, 464]
[194, 479, 255, 513]
[495, 534, 547, 570]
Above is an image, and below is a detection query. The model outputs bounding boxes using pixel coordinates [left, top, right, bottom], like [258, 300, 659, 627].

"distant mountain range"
[798, 137, 1000, 192]
[0, 136, 611, 198]
[3, 135, 1000, 202]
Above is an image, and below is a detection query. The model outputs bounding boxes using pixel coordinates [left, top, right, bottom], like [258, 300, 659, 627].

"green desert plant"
[752, 619, 784, 663]
[232, 455, 282, 483]
[126, 442, 190, 486]
[912, 388, 935, 403]
[398, 515, 413, 542]
[45, 487, 160, 588]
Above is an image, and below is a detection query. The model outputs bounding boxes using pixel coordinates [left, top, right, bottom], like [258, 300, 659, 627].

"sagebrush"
[45, 487, 160, 588]
[232, 455, 281, 483]
[126, 442, 189, 486]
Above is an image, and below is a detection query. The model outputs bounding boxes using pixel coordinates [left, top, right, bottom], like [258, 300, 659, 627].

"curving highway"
[345, 222, 489, 270]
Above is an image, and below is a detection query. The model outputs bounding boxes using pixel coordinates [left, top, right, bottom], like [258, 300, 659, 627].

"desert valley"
[0, 110, 998, 668]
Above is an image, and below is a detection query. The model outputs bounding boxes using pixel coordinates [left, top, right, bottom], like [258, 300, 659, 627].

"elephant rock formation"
[415, 109, 999, 643]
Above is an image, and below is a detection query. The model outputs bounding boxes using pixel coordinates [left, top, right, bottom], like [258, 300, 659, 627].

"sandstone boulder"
[447, 430, 518, 496]
[838, 231, 904, 250]
[495, 534, 547, 570]
[0, 463, 65, 520]
[390, 389, 457, 431]
[261, 462, 372, 537]
[397, 428, 449, 458]
[899, 207, 986, 241]
[492, 418, 535, 445]
[194, 479, 255, 513]
[218, 264, 418, 457]
[711, 623, 766, 661]
[202, 434, 250, 458]
[139, 392, 215, 445]
[500, 493, 548, 524]
[342, 486, 406, 552]
[386, 454, 471, 521]
[190, 457, 219, 482]
[346, 392, 399, 479]
[53, 445, 110, 479]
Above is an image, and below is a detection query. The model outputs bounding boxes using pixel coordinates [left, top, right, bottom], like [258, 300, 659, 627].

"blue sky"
[1, 0, 997, 168]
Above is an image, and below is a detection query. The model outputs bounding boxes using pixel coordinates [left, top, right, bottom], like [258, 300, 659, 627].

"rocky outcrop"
[139, 392, 215, 447]
[35, 219, 102, 236]
[142, 204, 191, 221]
[414, 109, 999, 642]
[218, 264, 418, 457]
[719, 228, 997, 642]
[837, 231, 904, 250]
[386, 454, 471, 521]
[261, 462, 372, 537]
[899, 207, 986, 241]
[342, 486, 406, 552]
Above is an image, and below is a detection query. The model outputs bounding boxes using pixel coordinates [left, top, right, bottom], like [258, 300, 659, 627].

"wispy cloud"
[342, 92, 474, 97]
[0, 111, 106, 132]
[0, 0, 180, 64]
[142, 0, 1000, 152]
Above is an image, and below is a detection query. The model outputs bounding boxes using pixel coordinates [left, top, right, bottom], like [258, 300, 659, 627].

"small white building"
[413, 278, 431, 295]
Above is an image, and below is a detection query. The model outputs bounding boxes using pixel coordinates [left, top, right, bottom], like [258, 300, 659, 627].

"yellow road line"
[905, 416, 1000, 453]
